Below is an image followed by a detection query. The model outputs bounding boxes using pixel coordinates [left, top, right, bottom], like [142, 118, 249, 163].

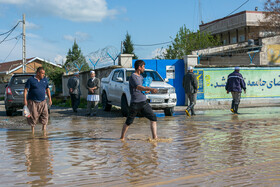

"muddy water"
[1, 108, 280, 186]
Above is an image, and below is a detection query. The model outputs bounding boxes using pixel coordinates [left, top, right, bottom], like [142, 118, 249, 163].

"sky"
[0, 0, 265, 67]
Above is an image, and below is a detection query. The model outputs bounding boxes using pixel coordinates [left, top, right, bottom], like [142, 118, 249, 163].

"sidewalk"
[175, 97, 280, 111]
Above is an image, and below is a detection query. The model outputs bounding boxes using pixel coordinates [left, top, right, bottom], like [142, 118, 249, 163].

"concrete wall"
[62, 53, 134, 99]
[260, 35, 280, 65]
[62, 66, 121, 98]
[200, 53, 260, 66]
[193, 65, 280, 108]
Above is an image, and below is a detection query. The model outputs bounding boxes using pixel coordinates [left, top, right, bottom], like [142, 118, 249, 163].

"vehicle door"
[114, 70, 125, 105]
[108, 70, 120, 102]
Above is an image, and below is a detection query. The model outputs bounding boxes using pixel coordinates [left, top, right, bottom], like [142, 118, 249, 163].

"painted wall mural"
[194, 67, 280, 99]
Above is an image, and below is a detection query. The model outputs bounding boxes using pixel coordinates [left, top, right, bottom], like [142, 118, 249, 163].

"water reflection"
[1, 107, 280, 186]
[120, 142, 159, 185]
[25, 132, 53, 186]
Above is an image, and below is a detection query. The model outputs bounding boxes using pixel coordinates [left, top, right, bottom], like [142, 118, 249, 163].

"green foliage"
[123, 32, 138, 59]
[162, 25, 221, 59]
[52, 97, 88, 108]
[64, 40, 90, 72]
[43, 63, 64, 94]
[0, 96, 4, 101]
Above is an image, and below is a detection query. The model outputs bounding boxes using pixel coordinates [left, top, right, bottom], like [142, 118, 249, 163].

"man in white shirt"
[86, 71, 100, 116]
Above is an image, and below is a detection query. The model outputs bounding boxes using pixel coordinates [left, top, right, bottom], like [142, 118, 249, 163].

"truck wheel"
[102, 92, 112, 111]
[164, 107, 174, 116]
[121, 95, 129, 117]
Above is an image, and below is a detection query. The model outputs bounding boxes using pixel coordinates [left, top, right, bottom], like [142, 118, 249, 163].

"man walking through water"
[183, 66, 198, 116]
[225, 67, 246, 114]
[120, 60, 158, 140]
[24, 67, 52, 132]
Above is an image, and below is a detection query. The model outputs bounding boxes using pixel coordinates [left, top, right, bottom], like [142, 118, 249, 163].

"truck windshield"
[126, 70, 163, 82]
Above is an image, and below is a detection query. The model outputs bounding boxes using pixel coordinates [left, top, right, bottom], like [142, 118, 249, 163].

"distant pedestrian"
[86, 71, 100, 116]
[225, 67, 246, 114]
[23, 67, 52, 132]
[120, 60, 158, 140]
[67, 72, 80, 113]
[183, 66, 198, 116]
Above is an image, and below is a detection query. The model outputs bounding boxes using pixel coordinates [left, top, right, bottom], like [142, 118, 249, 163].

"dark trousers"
[186, 93, 197, 114]
[125, 101, 157, 125]
[70, 94, 80, 111]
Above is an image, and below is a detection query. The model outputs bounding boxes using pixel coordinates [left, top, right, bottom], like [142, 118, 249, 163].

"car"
[4, 74, 50, 116]
[101, 68, 177, 116]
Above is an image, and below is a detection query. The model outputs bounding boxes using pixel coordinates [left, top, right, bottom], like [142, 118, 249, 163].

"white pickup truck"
[101, 68, 177, 116]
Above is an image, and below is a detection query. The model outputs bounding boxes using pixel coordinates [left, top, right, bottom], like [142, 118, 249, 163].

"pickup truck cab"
[101, 68, 177, 116]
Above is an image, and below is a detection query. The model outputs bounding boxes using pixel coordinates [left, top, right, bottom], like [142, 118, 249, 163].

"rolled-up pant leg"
[27, 100, 48, 127]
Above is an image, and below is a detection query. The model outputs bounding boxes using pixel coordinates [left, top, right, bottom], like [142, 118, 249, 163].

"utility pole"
[22, 14, 26, 73]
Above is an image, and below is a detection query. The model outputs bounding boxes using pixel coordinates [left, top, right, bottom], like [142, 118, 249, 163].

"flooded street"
[1, 105, 280, 186]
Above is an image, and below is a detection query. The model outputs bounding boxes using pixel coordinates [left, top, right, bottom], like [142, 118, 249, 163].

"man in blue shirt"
[24, 67, 52, 132]
[225, 67, 246, 114]
[120, 60, 158, 140]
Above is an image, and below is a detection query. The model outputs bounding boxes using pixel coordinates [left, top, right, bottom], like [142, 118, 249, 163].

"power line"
[2, 36, 21, 63]
[200, 0, 250, 31]
[0, 21, 21, 36]
[0, 21, 21, 44]
[134, 41, 172, 47]
[1, 34, 22, 43]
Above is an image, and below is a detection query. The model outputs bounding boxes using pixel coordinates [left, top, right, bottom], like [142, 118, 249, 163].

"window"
[239, 35, 245, 42]
[118, 70, 124, 80]
[231, 37, 237, 44]
[126, 70, 163, 82]
[112, 70, 120, 82]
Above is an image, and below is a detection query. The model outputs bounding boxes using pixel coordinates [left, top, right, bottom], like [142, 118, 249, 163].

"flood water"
[1, 107, 280, 186]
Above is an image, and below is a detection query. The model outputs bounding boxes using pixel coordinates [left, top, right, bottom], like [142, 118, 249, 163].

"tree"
[123, 32, 138, 59]
[262, 0, 280, 35]
[162, 25, 221, 59]
[64, 40, 90, 72]
[43, 63, 64, 94]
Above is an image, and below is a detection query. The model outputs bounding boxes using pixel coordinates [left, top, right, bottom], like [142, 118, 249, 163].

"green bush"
[0, 96, 4, 101]
[52, 97, 88, 108]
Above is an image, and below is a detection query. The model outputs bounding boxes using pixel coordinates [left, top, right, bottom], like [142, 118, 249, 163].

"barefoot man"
[120, 60, 158, 140]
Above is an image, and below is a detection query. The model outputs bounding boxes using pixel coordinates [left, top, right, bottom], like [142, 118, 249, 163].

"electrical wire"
[0, 21, 21, 36]
[0, 21, 21, 44]
[1, 33, 22, 43]
[200, 0, 250, 31]
[134, 41, 172, 47]
[1, 36, 21, 63]
[133, 0, 249, 47]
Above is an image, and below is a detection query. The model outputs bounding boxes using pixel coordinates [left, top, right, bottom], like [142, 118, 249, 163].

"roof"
[0, 57, 62, 74]
[199, 10, 266, 27]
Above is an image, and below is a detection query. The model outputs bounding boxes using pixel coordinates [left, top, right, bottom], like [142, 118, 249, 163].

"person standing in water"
[23, 67, 52, 132]
[225, 66, 246, 114]
[183, 66, 198, 116]
[120, 60, 158, 140]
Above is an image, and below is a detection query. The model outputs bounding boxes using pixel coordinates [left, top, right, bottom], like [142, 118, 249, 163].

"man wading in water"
[120, 60, 158, 140]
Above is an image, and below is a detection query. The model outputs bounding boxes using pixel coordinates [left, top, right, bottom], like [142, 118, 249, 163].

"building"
[192, 10, 280, 66]
[0, 57, 62, 83]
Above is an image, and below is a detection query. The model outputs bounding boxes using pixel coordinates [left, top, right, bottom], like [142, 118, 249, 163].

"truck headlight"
[168, 87, 175, 93]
